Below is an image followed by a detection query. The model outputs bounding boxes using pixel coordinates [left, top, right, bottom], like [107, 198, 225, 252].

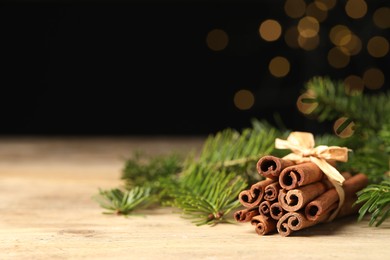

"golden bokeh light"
[234, 89, 255, 110]
[259, 20, 282, 42]
[284, 0, 306, 19]
[329, 25, 351, 46]
[367, 36, 389, 58]
[314, 0, 337, 11]
[269, 56, 290, 78]
[373, 7, 390, 29]
[363, 68, 385, 90]
[284, 26, 300, 49]
[206, 29, 229, 51]
[334, 117, 355, 138]
[306, 2, 328, 22]
[328, 47, 350, 68]
[298, 34, 320, 51]
[344, 75, 364, 95]
[298, 16, 320, 38]
[342, 34, 362, 55]
[296, 91, 318, 115]
[345, 0, 367, 19]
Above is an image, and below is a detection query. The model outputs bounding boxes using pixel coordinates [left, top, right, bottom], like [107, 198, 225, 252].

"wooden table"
[0, 137, 389, 259]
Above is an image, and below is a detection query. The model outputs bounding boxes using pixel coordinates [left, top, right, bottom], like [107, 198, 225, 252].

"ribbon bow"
[275, 131, 350, 221]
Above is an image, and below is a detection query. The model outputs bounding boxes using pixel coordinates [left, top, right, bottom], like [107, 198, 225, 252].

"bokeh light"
[334, 117, 355, 138]
[234, 89, 255, 110]
[344, 75, 364, 95]
[328, 47, 350, 68]
[206, 29, 229, 51]
[284, 0, 306, 19]
[284, 26, 300, 49]
[373, 7, 390, 29]
[259, 20, 282, 42]
[269, 56, 290, 77]
[298, 16, 320, 38]
[367, 36, 389, 58]
[314, 0, 337, 11]
[298, 34, 320, 51]
[345, 0, 367, 19]
[329, 25, 351, 46]
[306, 2, 328, 22]
[296, 91, 318, 115]
[363, 68, 385, 90]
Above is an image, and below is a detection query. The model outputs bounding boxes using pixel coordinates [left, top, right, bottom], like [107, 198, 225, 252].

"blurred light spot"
[298, 16, 320, 38]
[315, 0, 336, 11]
[363, 68, 385, 89]
[367, 36, 389, 58]
[298, 34, 320, 51]
[269, 56, 290, 77]
[296, 91, 318, 114]
[373, 7, 390, 29]
[345, 0, 367, 19]
[334, 117, 355, 138]
[328, 47, 350, 68]
[306, 2, 328, 22]
[329, 25, 351, 46]
[343, 34, 362, 55]
[344, 75, 364, 95]
[284, 26, 300, 49]
[234, 89, 255, 110]
[284, 0, 306, 19]
[206, 29, 229, 51]
[259, 20, 282, 42]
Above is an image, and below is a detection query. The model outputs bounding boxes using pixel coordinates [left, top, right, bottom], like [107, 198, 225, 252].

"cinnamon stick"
[238, 178, 275, 208]
[259, 200, 272, 219]
[304, 173, 368, 221]
[269, 202, 286, 220]
[276, 211, 330, 237]
[278, 181, 328, 212]
[264, 182, 281, 201]
[251, 215, 277, 236]
[234, 206, 260, 223]
[256, 155, 294, 180]
[279, 162, 324, 190]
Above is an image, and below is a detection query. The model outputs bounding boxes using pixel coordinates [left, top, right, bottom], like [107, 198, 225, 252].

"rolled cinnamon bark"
[251, 215, 277, 235]
[269, 202, 285, 220]
[256, 155, 294, 180]
[259, 200, 272, 219]
[279, 181, 328, 212]
[304, 173, 368, 221]
[264, 182, 281, 201]
[279, 162, 324, 190]
[238, 178, 275, 208]
[276, 211, 330, 237]
[234, 206, 260, 222]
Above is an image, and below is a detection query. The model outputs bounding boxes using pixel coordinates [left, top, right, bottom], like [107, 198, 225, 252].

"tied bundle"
[234, 132, 369, 237]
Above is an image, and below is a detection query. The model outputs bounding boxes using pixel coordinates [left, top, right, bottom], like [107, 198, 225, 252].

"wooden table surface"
[0, 137, 389, 259]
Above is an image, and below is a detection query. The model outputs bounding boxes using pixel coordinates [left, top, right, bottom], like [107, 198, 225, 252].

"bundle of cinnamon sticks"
[234, 155, 368, 236]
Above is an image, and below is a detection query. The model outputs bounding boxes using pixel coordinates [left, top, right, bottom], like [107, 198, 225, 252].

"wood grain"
[0, 137, 389, 259]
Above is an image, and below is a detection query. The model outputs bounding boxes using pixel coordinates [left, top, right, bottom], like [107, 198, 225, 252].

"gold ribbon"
[275, 132, 350, 221]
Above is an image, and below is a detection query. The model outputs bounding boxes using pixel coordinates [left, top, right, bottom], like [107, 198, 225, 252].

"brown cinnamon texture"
[269, 202, 285, 220]
[279, 162, 324, 190]
[279, 181, 328, 212]
[238, 178, 275, 208]
[304, 173, 368, 221]
[256, 155, 294, 180]
[264, 182, 281, 201]
[259, 201, 272, 219]
[276, 211, 330, 237]
[251, 215, 277, 236]
[234, 206, 260, 223]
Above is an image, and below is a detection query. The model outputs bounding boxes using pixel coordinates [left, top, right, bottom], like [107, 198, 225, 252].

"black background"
[1, 0, 389, 136]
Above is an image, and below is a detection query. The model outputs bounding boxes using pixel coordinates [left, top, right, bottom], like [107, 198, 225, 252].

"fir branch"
[355, 180, 390, 227]
[93, 186, 156, 215]
[166, 165, 247, 226]
[301, 76, 390, 132]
